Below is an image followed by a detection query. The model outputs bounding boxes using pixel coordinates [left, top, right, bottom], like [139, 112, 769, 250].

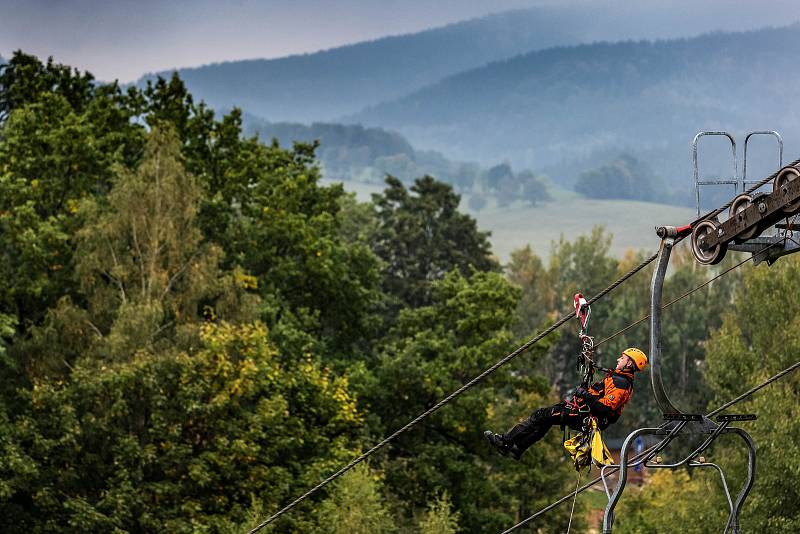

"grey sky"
[2, 0, 800, 83]
[0, 0, 547, 82]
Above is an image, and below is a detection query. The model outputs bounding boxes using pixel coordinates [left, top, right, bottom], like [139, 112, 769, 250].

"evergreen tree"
[371, 176, 498, 313]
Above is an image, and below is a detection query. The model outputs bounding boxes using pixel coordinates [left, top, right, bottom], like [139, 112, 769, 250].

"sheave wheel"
[729, 193, 759, 241]
[773, 166, 800, 213]
[691, 219, 727, 265]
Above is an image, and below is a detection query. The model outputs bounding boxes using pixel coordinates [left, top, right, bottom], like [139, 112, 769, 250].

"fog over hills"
[351, 24, 800, 202]
[135, 2, 800, 124]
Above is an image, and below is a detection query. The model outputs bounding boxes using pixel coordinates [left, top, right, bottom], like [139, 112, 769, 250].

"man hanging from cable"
[484, 348, 647, 460]
[484, 293, 647, 461]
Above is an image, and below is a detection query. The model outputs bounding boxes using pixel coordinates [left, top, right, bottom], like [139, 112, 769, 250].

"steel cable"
[708, 359, 800, 417]
[248, 250, 659, 532]
[501, 358, 800, 533]
[693, 158, 800, 226]
[249, 162, 799, 533]
[595, 237, 786, 349]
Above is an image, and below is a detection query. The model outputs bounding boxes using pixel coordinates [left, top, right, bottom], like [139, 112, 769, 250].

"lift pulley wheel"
[774, 166, 800, 213]
[691, 219, 728, 265]
[729, 193, 760, 241]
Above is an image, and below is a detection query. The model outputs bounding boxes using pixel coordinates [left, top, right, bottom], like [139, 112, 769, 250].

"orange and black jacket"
[583, 370, 634, 424]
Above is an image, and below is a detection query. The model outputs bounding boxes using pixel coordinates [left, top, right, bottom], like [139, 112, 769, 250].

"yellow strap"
[590, 419, 614, 466]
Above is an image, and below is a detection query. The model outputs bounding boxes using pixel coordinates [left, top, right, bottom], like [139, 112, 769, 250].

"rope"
[565, 471, 582, 534]
[501, 358, 800, 533]
[247, 249, 659, 532]
[500, 442, 663, 534]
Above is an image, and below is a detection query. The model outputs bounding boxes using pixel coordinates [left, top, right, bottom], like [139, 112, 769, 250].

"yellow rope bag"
[563, 417, 613, 470]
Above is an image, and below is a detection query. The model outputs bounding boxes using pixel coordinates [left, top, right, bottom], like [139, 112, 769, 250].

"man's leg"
[485, 402, 573, 460]
[509, 403, 587, 454]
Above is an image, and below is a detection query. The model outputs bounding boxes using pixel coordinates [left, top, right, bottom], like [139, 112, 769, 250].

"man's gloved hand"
[574, 386, 590, 399]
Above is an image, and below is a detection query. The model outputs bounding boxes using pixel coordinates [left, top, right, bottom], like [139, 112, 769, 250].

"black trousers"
[503, 402, 589, 453]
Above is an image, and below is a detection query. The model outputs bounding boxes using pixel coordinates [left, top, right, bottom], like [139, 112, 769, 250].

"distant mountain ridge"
[350, 24, 800, 199]
[135, 3, 796, 124]
[137, 8, 585, 122]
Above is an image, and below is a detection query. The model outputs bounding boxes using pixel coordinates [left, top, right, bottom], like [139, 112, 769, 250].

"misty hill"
[138, 9, 585, 123]
[134, 3, 797, 124]
[350, 25, 800, 205]
[243, 115, 551, 206]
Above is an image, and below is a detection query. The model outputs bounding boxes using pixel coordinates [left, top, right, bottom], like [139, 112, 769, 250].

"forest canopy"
[0, 51, 797, 533]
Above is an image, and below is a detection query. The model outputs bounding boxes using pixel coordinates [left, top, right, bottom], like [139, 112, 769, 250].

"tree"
[507, 245, 552, 338]
[0, 52, 145, 334]
[362, 269, 569, 531]
[519, 170, 552, 206]
[314, 463, 395, 534]
[418, 492, 460, 534]
[0, 320, 364, 533]
[0, 51, 95, 122]
[486, 163, 513, 192]
[371, 176, 498, 313]
[540, 227, 619, 394]
[573, 154, 662, 202]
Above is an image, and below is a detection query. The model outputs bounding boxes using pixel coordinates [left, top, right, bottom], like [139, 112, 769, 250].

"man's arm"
[575, 386, 629, 418]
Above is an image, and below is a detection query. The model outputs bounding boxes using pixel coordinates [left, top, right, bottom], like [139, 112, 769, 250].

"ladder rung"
[663, 413, 702, 421]
[716, 414, 757, 422]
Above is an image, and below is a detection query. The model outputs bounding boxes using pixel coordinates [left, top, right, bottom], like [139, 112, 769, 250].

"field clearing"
[324, 179, 698, 263]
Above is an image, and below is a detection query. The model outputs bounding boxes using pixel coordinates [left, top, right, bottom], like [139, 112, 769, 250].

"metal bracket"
[728, 234, 800, 266]
[698, 175, 800, 250]
[649, 238, 684, 415]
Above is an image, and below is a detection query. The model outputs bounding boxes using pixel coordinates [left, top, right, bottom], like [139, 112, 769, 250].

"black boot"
[483, 431, 522, 460]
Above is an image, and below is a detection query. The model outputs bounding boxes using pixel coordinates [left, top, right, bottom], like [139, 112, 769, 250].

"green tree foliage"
[574, 154, 663, 202]
[187, 111, 383, 357]
[0, 51, 95, 121]
[418, 492, 460, 534]
[362, 270, 570, 531]
[0, 52, 584, 533]
[615, 469, 726, 533]
[314, 463, 396, 534]
[371, 176, 498, 311]
[701, 255, 800, 530]
[0, 321, 362, 533]
[519, 170, 552, 206]
[534, 227, 619, 393]
[0, 52, 143, 328]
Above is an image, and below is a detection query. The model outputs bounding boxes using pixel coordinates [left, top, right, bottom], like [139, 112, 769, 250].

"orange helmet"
[622, 348, 648, 371]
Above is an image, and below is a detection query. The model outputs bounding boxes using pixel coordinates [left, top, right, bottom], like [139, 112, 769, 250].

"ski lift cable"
[594, 238, 785, 349]
[247, 253, 660, 532]
[248, 162, 799, 533]
[501, 358, 800, 533]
